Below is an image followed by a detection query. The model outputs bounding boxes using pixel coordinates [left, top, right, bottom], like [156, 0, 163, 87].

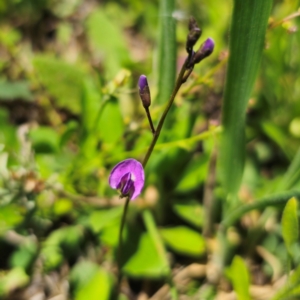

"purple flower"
[109, 158, 145, 200]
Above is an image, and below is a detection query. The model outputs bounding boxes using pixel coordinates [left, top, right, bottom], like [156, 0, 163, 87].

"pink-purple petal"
[109, 158, 145, 200]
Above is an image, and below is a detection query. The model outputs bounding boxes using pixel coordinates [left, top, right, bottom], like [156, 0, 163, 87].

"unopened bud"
[138, 75, 151, 108]
[186, 17, 202, 52]
[193, 38, 215, 64]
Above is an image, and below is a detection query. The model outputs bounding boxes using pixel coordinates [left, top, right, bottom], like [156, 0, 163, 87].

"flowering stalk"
[111, 17, 215, 292]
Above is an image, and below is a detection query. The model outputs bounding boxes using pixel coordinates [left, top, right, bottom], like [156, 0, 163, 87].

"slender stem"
[117, 195, 130, 287]
[145, 107, 156, 134]
[142, 60, 188, 168]
[220, 189, 300, 230]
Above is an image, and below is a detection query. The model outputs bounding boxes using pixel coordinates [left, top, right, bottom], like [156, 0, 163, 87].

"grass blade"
[219, 0, 273, 198]
[156, 0, 176, 105]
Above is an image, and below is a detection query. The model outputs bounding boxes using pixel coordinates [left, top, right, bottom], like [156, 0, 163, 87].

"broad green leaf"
[70, 261, 98, 290]
[219, 0, 273, 197]
[282, 197, 299, 255]
[173, 201, 203, 228]
[0, 81, 32, 101]
[75, 267, 111, 300]
[80, 78, 102, 136]
[98, 98, 124, 147]
[160, 226, 206, 257]
[226, 256, 250, 300]
[10, 240, 38, 271]
[89, 207, 122, 233]
[86, 8, 131, 78]
[0, 205, 23, 233]
[123, 232, 169, 278]
[33, 55, 84, 113]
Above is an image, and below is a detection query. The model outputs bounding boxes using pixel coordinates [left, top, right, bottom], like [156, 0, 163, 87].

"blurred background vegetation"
[1, 0, 300, 299]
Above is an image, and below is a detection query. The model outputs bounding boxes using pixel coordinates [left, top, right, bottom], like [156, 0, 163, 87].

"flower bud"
[138, 75, 151, 108]
[186, 17, 202, 52]
[193, 38, 215, 64]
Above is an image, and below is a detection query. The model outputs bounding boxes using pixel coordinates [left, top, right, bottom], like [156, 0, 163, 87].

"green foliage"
[226, 256, 251, 300]
[219, 0, 273, 198]
[0, 81, 32, 101]
[33, 55, 85, 113]
[123, 231, 169, 278]
[2, 0, 300, 298]
[70, 262, 111, 300]
[281, 197, 299, 256]
[160, 226, 206, 257]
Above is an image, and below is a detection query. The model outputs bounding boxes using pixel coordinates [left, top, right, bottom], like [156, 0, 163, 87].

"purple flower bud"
[109, 158, 145, 200]
[193, 38, 215, 64]
[138, 75, 151, 108]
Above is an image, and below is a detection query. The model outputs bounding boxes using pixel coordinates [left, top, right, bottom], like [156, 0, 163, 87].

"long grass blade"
[219, 0, 273, 198]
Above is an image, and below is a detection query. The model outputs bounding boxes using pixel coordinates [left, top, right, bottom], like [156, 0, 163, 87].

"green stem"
[117, 196, 130, 286]
[142, 60, 188, 168]
[145, 107, 156, 134]
[221, 190, 300, 229]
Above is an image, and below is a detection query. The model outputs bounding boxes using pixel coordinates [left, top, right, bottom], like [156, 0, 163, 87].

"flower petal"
[109, 158, 145, 200]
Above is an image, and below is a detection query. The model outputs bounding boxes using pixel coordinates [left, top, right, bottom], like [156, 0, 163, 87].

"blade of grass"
[221, 190, 300, 229]
[219, 0, 273, 199]
[156, 0, 176, 106]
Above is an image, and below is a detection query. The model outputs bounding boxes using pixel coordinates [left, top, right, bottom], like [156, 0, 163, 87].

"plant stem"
[145, 107, 156, 134]
[117, 195, 130, 287]
[220, 190, 300, 230]
[142, 60, 188, 168]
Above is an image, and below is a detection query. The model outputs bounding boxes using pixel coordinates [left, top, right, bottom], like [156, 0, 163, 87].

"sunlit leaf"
[173, 201, 203, 228]
[160, 226, 206, 257]
[226, 256, 250, 300]
[123, 232, 169, 278]
[33, 55, 85, 113]
[282, 197, 299, 255]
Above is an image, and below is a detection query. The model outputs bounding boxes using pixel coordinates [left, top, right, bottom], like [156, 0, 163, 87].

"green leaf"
[160, 226, 206, 257]
[272, 264, 300, 300]
[173, 201, 203, 228]
[175, 154, 209, 192]
[123, 232, 169, 278]
[226, 256, 250, 300]
[86, 8, 131, 78]
[33, 55, 85, 113]
[75, 267, 111, 300]
[89, 207, 122, 233]
[0, 205, 23, 233]
[0, 267, 29, 296]
[98, 98, 124, 146]
[10, 240, 38, 271]
[219, 0, 273, 197]
[282, 197, 299, 255]
[0, 81, 33, 101]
